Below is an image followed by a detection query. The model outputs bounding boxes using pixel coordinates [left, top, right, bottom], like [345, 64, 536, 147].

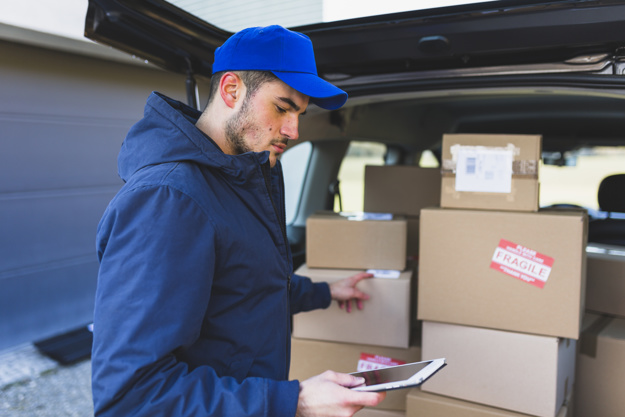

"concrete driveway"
[0, 344, 92, 417]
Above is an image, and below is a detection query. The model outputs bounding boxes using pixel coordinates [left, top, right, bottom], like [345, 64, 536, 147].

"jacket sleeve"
[289, 273, 332, 314]
[92, 184, 299, 417]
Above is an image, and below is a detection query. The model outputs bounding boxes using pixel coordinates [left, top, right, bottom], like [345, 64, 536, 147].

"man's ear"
[219, 72, 243, 109]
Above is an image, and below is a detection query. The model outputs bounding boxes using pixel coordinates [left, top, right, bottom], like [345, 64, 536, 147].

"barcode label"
[465, 157, 476, 175]
[455, 147, 513, 193]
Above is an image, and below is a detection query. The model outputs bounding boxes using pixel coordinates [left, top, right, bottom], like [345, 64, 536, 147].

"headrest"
[598, 174, 625, 213]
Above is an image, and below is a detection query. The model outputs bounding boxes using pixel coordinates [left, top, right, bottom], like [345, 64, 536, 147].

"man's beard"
[224, 96, 288, 157]
[224, 97, 254, 155]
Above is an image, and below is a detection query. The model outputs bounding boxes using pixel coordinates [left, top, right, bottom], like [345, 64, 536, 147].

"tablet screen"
[352, 361, 431, 386]
[350, 358, 446, 392]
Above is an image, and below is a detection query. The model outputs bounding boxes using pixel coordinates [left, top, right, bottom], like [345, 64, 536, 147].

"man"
[91, 25, 386, 416]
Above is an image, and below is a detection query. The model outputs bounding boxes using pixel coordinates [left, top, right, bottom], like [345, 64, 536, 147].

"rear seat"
[588, 173, 625, 246]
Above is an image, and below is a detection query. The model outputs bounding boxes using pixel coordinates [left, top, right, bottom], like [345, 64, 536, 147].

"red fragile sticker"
[490, 239, 554, 289]
[356, 353, 406, 372]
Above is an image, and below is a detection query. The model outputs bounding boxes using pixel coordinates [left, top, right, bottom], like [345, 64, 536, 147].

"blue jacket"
[92, 92, 331, 416]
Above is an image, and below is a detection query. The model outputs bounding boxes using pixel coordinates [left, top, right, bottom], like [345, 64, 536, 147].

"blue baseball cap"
[212, 25, 348, 110]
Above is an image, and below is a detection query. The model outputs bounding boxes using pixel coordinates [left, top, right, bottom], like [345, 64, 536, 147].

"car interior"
[587, 173, 625, 246]
[283, 82, 625, 267]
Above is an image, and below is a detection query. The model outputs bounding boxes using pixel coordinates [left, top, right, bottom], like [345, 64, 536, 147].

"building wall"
[171, 0, 323, 31]
[0, 30, 209, 350]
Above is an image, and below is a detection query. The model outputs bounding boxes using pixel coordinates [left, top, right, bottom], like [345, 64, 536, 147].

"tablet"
[350, 358, 446, 392]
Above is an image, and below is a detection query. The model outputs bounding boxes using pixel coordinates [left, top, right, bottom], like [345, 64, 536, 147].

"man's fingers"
[298, 371, 386, 416]
[329, 372, 388, 407]
[349, 272, 374, 285]
[332, 272, 375, 313]
[351, 288, 370, 301]
[347, 273, 372, 301]
[353, 390, 387, 407]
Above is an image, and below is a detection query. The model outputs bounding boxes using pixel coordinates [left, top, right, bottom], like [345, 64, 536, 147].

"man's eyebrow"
[277, 97, 306, 115]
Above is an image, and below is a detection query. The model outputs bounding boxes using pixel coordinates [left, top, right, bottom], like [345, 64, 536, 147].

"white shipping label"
[455, 147, 513, 193]
[366, 269, 401, 279]
[345, 212, 393, 221]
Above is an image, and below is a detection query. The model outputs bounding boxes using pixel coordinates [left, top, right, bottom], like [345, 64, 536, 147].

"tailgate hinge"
[613, 47, 625, 75]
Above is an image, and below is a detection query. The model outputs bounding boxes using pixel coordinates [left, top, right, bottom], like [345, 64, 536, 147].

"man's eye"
[276, 106, 287, 114]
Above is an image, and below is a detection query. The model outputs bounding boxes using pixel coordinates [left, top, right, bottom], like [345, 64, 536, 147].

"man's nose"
[280, 116, 299, 141]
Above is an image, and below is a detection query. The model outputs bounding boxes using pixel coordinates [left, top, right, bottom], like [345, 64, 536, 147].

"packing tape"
[579, 315, 612, 358]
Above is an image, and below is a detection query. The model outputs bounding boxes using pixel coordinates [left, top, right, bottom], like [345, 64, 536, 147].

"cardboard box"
[290, 336, 421, 411]
[574, 313, 625, 417]
[418, 207, 587, 339]
[363, 165, 440, 259]
[306, 211, 407, 270]
[421, 321, 576, 417]
[293, 264, 414, 348]
[405, 217, 420, 260]
[406, 389, 572, 417]
[440, 134, 541, 212]
[364, 165, 441, 216]
[585, 244, 625, 318]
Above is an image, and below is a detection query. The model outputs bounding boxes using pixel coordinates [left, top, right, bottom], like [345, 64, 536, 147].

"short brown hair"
[207, 70, 278, 106]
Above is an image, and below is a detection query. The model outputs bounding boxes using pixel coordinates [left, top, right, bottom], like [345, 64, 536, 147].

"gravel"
[0, 345, 93, 417]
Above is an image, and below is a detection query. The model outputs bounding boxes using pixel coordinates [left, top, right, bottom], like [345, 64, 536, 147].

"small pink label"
[357, 353, 406, 372]
[490, 239, 554, 289]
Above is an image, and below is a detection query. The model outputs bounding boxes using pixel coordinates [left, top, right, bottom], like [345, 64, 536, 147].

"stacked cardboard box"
[574, 313, 625, 417]
[306, 211, 408, 270]
[358, 409, 405, 417]
[298, 214, 414, 411]
[363, 165, 441, 217]
[407, 389, 573, 417]
[291, 263, 418, 412]
[575, 246, 625, 416]
[418, 207, 587, 339]
[416, 134, 586, 417]
[292, 166, 444, 413]
[293, 264, 414, 348]
[585, 244, 625, 318]
[363, 165, 441, 259]
[420, 321, 575, 417]
[440, 134, 541, 212]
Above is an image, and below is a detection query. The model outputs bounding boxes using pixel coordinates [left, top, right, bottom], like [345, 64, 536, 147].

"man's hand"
[329, 272, 373, 312]
[296, 370, 386, 417]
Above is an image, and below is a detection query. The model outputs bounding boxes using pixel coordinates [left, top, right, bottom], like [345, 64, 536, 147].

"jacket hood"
[118, 92, 272, 182]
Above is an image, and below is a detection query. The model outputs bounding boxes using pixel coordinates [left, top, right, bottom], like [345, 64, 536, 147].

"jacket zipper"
[261, 163, 289, 254]
[261, 161, 292, 378]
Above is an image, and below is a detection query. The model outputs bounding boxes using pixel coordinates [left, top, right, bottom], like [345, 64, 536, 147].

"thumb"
[332, 372, 366, 388]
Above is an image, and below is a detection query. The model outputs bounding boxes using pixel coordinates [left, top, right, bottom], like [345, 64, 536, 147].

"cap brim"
[272, 71, 348, 110]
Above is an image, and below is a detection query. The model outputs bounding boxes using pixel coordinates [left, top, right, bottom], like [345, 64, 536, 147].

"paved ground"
[0, 344, 93, 417]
